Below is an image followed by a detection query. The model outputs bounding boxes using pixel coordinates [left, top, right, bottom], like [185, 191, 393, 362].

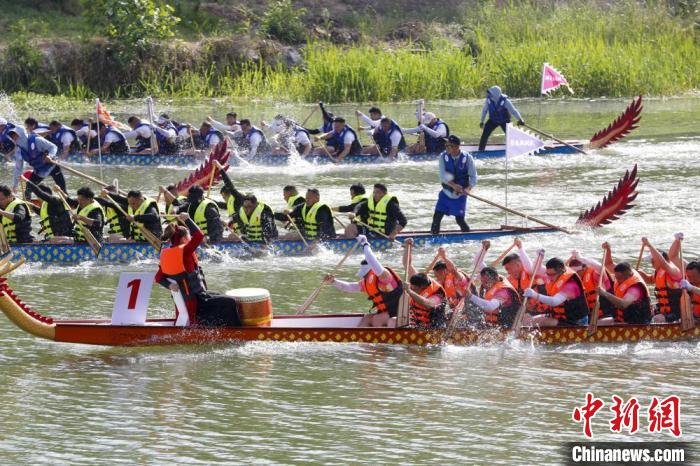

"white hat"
[0, 117, 7, 126]
[156, 116, 168, 124]
[356, 261, 372, 278]
[422, 112, 436, 125]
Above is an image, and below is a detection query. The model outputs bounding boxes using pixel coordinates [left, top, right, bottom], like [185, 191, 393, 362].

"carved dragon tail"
[576, 164, 640, 228]
[588, 96, 643, 150]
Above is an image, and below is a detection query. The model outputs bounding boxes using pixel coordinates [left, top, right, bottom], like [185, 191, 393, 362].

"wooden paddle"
[489, 241, 517, 268]
[296, 241, 361, 315]
[511, 248, 546, 338]
[635, 244, 645, 270]
[466, 192, 571, 234]
[285, 213, 309, 248]
[352, 219, 402, 246]
[679, 241, 695, 332]
[146, 97, 158, 156]
[301, 106, 318, 127]
[206, 163, 218, 199]
[318, 140, 338, 163]
[521, 123, 588, 155]
[396, 241, 412, 328]
[54, 162, 127, 196]
[105, 193, 162, 251]
[424, 251, 442, 274]
[586, 247, 608, 337]
[0, 252, 14, 267]
[53, 189, 103, 257]
[0, 256, 25, 278]
[86, 119, 92, 155]
[0, 223, 10, 255]
[333, 215, 347, 229]
[443, 243, 489, 342]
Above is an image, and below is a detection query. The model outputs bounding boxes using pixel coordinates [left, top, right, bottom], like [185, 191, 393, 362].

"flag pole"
[95, 98, 103, 181]
[505, 149, 509, 225]
[538, 63, 546, 129]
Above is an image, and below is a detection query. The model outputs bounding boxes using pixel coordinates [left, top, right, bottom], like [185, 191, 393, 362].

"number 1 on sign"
[126, 279, 141, 310]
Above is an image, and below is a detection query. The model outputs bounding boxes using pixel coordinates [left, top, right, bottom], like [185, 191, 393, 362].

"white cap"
[0, 117, 7, 126]
[156, 116, 168, 124]
[422, 112, 436, 125]
[356, 262, 372, 278]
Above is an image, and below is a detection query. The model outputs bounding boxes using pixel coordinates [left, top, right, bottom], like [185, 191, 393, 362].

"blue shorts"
[435, 190, 467, 217]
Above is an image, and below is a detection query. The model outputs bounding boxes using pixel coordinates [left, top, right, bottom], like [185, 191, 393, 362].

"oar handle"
[466, 192, 571, 234]
[511, 249, 546, 338]
[489, 242, 517, 267]
[54, 161, 127, 196]
[285, 213, 309, 248]
[443, 244, 489, 341]
[586, 248, 608, 336]
[522, 123, 588, 155]
[354, 219, 401, 245]
[301, 105, 318, 127]
[424, 251, 442, 274]
[679, 240, 695, 331]
[635, 244, 645, 270]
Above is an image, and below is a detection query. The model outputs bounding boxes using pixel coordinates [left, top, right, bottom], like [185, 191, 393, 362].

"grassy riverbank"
[1, 1, 698, 102]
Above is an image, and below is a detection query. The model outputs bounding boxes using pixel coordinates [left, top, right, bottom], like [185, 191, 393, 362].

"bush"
[83, 0, 180, 63]
[261, 0, 307, 44]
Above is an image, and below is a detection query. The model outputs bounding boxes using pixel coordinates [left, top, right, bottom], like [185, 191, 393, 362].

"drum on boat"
[225, 288, 273, 327]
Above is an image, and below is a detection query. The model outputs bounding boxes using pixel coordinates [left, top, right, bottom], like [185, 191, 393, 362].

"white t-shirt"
[294, 130, 311, 146]
[104, 131, 123, 144]
[124, 124, 152, 140]
[59, 127, 76, 148]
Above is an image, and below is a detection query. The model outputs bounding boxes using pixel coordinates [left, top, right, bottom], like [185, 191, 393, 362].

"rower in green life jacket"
[101, 190, 162, 241]
[274, 185, 305, 231]
[354, 183, 407, 240]
[89, 123, 129, 155]
[7, 128, 67, 201]
[405, 111, 450, 154]
[431, 135, 477, 234]
[284, 188, 336, 241]
[218, 166, 278, 243]
[28, 182, 74, 243]
[479, 85, 525, 151]
[159, 184, 186, 218]
[314, 117, 362, 161]
[0, 184, 34, 244]
[177, 185, 224, 242]
[97, 186, 130, 242]
[63, 187, 105, 244]
[47, 120, 80, 160]
[333, 183, 368, 238]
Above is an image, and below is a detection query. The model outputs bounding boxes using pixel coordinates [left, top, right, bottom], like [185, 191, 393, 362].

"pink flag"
[541, 62, 573, 95]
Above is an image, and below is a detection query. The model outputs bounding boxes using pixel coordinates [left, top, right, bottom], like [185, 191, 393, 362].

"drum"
[225, 288, 273, 327]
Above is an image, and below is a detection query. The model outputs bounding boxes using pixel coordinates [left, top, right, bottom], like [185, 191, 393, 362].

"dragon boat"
[9, 226, 556, 264]
[0, 271, 697, 347]
[56, 97, 641, 168]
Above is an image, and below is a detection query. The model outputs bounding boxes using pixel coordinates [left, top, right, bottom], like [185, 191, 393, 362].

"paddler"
[70, 119, 97, 150]
[314, 117, 362, 161]
[569, 250, 616, 321]
[324, 234, 403, 327]
[218, 168, 277, 242]
[0, 184, 34, 243]
[28, 182, 73, 243]
[680, 262, 700, 320]
[467, 265, 521, 328]
[63, 187, 105, 244]
[47, 120, 80, 159]
[521, 257, 590, 327]
[432, 247, 470, 308]
[498, 238, 547, 315]
[105, 190, 162, 241]
[402, 239, 447, 329]
[198, 122, 223, 149]
[285, 188, 336, 241]
[478, 85, 525, 151]
[156, 212, 241, 327]
[159, 184, 186, 217]
[89, 123, 129, 155]
[97, 186, 130, 242]
[304, 101, 334, 137]
[370, 117, 406, 160]
[236, 119, 271, 158]
[431, 135, 477, 234]
[124, 116, 156, 153]
[24, 117, 51, 135]
[595, 242, 652, 325]
[177, 185, 223, 242]
[354, 183, 406, 241]
[333, 183, 368, 238]
[274, 185, 305, 232]
[7, 128, 66, 200]
[206, 113, 241, 133]
[636, 236, 683, 323]
[404, 111, 450, 154]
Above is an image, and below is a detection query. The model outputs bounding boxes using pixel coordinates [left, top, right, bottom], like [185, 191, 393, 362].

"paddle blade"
[586, 302, 601, 337]
[680, 291, 695, 332]
[576, 164, 639, 228]
[588, 96, 642, 149]
[175, 140, 231, 196]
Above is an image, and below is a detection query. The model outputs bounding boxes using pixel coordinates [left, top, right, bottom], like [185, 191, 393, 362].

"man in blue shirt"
[478, 85, 525, 151]
[431, 135, 477, 234]
[8, 128, 65, 199]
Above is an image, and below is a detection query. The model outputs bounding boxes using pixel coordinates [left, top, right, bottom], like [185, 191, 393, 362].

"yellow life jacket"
[239, 202, 266, 241]
[74, 200, 104, 242]
[301, 202, 327, 240]
[1, 198, 32, 243]
[193, 198, 218, 235]
[367, 193, 396, 233]
[127, 197, 159, 241]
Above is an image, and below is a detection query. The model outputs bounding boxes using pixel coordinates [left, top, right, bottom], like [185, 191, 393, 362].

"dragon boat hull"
[8, 226, 556, 264]
[0, 278, 697, 347]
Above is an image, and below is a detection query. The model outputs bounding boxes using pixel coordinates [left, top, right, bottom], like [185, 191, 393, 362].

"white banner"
[111, 272, 156, 325]
[506, 123, 545, 159]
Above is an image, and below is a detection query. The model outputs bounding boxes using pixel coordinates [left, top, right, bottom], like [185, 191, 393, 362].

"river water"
[1, 97, 699, 464]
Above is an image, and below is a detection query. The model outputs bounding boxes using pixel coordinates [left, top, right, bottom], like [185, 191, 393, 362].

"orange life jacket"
[580, 267, 615, 318]
[441, 271, 465, 308]
[410, 280, 445, 327]
[483, 278, 521, 326]
[159, 244, 204, 299]
[508, 269, 547, 314]
[362, 267, 403, 315]
[544, 270, 589, 322]
[613, 271, 651, 323]
[654, 268, 682, 316]
[692, 292, 700, 319]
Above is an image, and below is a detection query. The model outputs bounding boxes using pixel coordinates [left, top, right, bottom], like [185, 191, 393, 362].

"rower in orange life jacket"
[522, 257, 590, 327]
[568, 250, 615, 320]
[680, 261, 700, 319]
[595, 243, 652, 325]
[431, 247, 470, 308]
[402, 238, 447, 328]
[155, 212, 241, 327]
[468, 266, 522, 328]
[324, 235, 404, 328]
[500, 238, 547, 315]
[636, 235, 684, 323]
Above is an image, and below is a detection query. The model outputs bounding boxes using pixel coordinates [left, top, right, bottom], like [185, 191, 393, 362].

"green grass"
[1, 1, 698, 102]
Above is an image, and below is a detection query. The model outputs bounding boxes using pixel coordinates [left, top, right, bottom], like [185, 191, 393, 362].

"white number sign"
[111, 272, 156, 325]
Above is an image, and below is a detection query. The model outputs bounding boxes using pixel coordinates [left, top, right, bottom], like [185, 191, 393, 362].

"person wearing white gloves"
[324, 234, 404, 327]
[405, 112, 449, 154]
[467, 265, 521, 328]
